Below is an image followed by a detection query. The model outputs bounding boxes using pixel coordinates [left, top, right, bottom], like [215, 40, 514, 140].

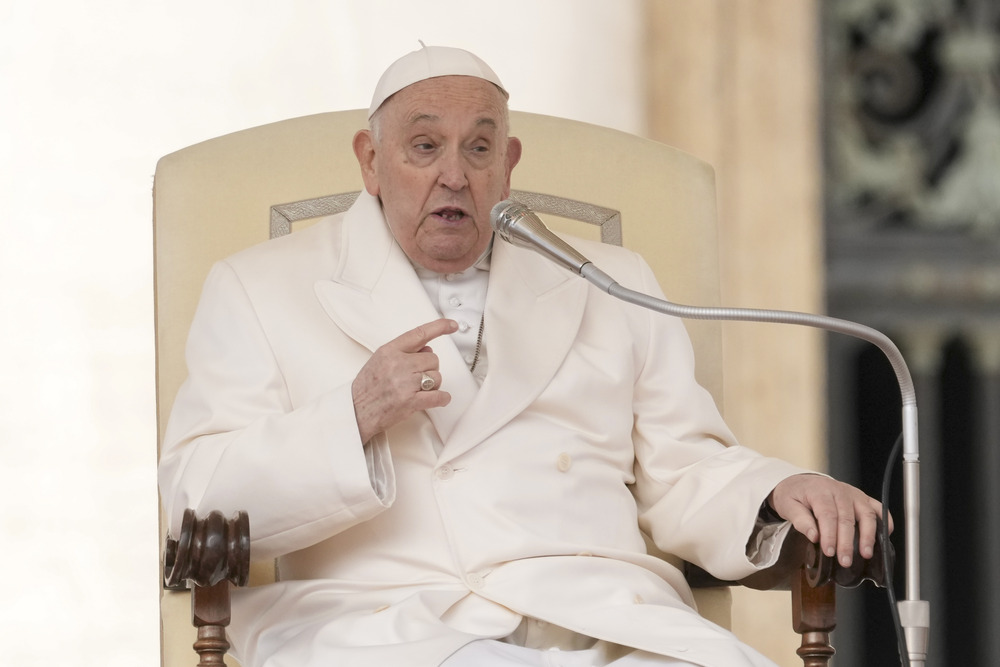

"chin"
[420, 243, 481, 269]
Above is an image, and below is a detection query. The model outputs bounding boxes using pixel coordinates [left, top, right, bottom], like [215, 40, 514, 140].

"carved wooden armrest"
[685, 521, 893, 667]
[164, 509, 251, 666]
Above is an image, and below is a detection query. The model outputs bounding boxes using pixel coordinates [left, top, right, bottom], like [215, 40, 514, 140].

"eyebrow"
[406, 112, 499, 130]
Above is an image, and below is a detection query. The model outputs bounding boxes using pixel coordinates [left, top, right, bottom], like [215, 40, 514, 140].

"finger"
[859, 496, 886, 557]
[415, 386, 451, 407]
[770, 487, 820, 545]
[834, 493, 858, 567]
[416, 370, 443, 392]
[411, 349, 441, 372]
[855, 500, 881, 560]
[786, 505, 820, 545]
[812, 492, 841, 561]
[391, 319, 458, 353]
[410, 373, 452, 412]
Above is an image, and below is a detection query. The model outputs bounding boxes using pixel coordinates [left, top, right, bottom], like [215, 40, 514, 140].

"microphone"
[490, 199, 619, 292]
[490, 199, 592, 274]
[489, 197, 930, 665]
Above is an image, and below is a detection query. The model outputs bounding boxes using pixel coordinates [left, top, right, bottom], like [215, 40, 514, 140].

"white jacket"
[159, 192, 804, 667]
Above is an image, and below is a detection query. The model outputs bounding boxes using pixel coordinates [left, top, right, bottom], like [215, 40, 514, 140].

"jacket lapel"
[312, 193, 479, 443]
[440, 237, 589, 460]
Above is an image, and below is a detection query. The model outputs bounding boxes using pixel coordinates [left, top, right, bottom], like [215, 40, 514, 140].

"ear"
[353, 129, 380, 196]
[502, 136, 523, 196]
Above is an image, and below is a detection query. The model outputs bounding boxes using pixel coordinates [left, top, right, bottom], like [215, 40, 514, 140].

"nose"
[437, 148, 469, 191]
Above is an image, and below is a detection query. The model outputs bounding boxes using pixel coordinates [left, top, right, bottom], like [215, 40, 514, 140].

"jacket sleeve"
[157, 261, 395, 561]
[625, 255, 806, 581]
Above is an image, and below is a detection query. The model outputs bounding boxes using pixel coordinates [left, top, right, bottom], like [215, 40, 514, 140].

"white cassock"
[159, 192, 807, 667]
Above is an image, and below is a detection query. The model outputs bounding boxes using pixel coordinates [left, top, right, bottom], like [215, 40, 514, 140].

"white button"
[449, 296, 462, 307]
[444, 273, 457, 282]
[466, 573, 485, 590]
[556, 453, 572, 472]
[633, 594, 644, 604]
[435, 465, 454, 481]
[458, 320, 471, 333]
[464, 354, 475, 364]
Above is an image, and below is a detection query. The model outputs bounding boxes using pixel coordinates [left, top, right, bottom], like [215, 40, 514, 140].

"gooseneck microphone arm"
[490, 199, 930, 665]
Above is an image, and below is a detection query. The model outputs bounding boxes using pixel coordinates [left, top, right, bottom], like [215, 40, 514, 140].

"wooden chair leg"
[688, 521, 890, 665]
[192, 580, 232, 666]
[164, 509, 250, 666]
[791, 568, 836, 667]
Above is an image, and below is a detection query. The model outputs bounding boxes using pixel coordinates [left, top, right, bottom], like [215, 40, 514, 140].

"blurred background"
[1, 1, 996, 665]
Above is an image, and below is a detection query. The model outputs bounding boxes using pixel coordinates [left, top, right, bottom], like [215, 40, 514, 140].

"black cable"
[881, 432, 910, 667]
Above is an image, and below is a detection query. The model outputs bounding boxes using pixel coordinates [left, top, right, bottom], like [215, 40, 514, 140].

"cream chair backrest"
[154, 110, 727, 666]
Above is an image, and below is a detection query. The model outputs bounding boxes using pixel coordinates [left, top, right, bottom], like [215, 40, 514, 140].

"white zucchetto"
[368, 44, 508, 118]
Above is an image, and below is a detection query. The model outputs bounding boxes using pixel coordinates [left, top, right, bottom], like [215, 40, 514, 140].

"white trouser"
[441, 640, 696, 667]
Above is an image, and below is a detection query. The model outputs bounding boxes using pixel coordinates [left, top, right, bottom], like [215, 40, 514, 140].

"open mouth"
[433, 207, 468, 223]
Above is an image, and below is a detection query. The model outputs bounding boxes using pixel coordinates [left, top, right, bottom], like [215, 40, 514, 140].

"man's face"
[353, 76, 522, 273]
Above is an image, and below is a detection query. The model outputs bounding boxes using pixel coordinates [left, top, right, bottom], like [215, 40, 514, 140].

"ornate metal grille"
[823, 2, 1000, 665]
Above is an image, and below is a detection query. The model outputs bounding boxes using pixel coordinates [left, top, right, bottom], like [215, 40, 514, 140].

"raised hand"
[352, 318, 458, 443]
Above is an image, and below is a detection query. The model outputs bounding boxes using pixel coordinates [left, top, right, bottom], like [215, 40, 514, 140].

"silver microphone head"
[489, 199, 591, 274]
[489, 199, 529, 242]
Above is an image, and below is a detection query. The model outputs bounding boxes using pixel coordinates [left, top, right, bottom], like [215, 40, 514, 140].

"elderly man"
[159, 45, 885, 667]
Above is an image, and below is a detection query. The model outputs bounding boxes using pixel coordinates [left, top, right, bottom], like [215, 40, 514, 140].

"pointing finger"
[390, 319, 459, 353]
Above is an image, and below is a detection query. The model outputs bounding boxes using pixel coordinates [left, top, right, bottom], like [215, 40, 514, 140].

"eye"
[410, 135, 438, 152]
[468, 140, 491, 154]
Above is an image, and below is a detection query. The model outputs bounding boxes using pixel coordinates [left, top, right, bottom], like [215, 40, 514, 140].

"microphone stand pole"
[576, 262, 930, 665]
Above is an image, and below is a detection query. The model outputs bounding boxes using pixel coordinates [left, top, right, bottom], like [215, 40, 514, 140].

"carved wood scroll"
[164, 509, 250, 666]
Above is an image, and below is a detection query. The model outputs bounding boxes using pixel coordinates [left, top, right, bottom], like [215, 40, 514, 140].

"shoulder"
[560, 233, 656, 289]
[224, 214, 345, 277]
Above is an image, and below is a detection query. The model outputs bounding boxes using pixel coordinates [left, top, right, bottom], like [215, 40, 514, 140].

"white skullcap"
[368, 44, 508, 119]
